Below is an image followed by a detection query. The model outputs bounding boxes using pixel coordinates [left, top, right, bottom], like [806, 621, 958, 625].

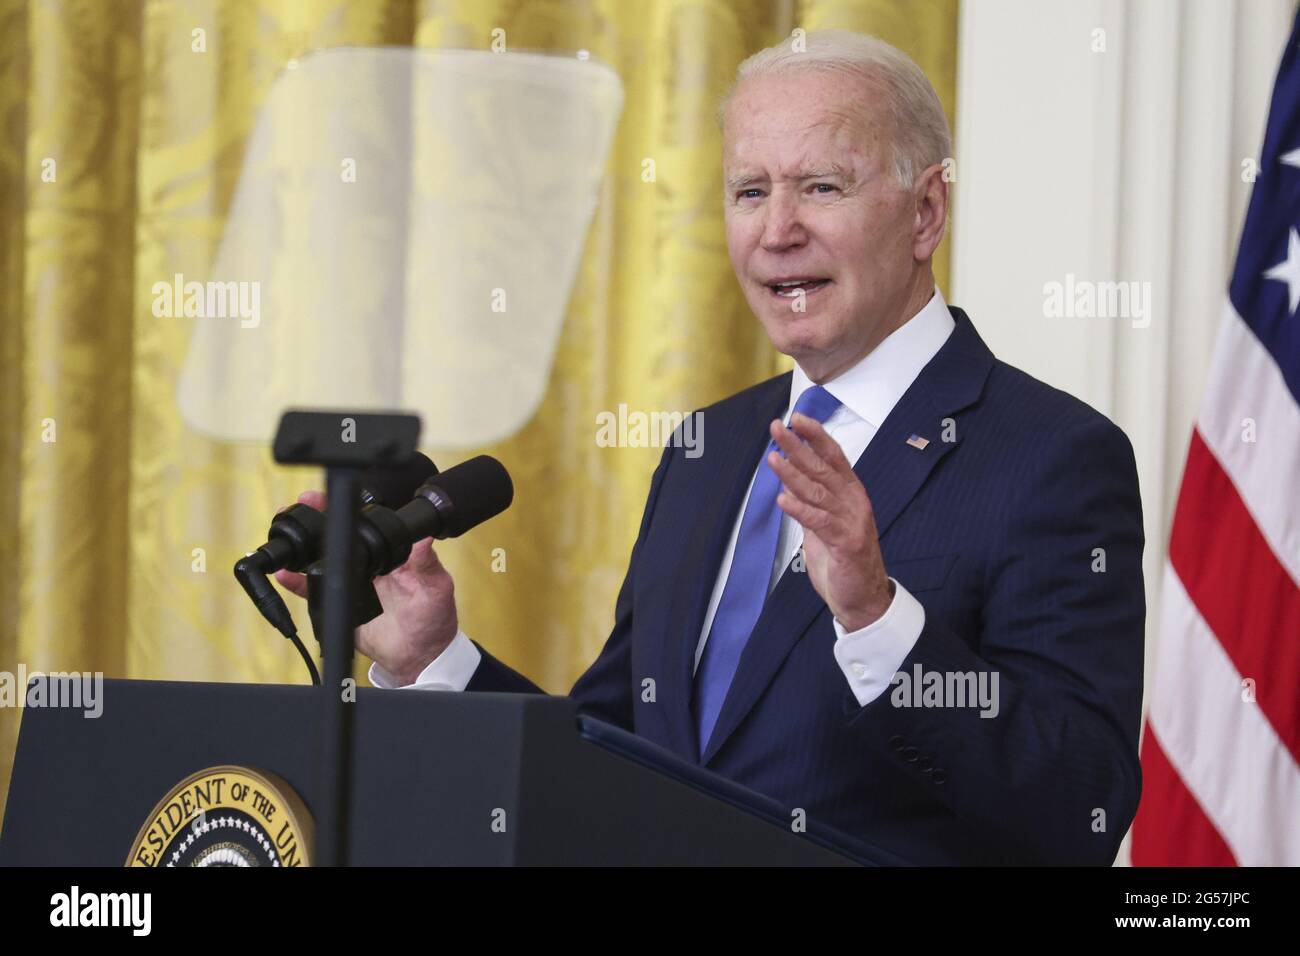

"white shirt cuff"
[367, 629, 481, 691]
[832, 579, 925, 706]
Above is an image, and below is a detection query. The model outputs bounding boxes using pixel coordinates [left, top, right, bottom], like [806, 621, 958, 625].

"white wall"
[950, 0, 1294, 862]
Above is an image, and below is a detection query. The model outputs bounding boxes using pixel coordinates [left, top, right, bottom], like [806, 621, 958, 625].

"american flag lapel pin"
[905, 434, 930, 450]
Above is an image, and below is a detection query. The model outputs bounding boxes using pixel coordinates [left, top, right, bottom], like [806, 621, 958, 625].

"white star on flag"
[1264, 227, 1300, 313]
[1281, 146, 1300, 169]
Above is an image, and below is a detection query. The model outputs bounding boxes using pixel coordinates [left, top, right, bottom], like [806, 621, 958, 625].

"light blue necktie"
[693, 384, 842, 752]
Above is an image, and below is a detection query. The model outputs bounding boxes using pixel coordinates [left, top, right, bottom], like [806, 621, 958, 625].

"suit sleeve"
[464, 642, 546, 694]
[845, 415, 1146, 865]
[464, 442, 676, 731]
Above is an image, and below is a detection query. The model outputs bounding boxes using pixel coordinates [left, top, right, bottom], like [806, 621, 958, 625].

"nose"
[759, 190, 807, 252]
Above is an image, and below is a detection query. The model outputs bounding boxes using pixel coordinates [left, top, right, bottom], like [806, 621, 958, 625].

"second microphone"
[353, 455, 513, 579]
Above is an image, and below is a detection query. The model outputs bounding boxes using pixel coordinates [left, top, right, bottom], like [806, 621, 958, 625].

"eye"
[810, 183, 838, 195]
[736, 188, 764, 200]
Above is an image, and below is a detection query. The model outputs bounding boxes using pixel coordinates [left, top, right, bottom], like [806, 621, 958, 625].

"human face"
[723, 68, 943, 382]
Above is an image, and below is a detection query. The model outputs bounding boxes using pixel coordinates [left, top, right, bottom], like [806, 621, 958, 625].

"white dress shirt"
[372, 288, 957, 707]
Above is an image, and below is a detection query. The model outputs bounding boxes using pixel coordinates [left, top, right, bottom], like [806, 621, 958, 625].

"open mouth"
[767, 278, 831, 299]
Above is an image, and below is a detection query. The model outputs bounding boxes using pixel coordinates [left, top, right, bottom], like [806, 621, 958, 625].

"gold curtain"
[0, 0, 957, 821]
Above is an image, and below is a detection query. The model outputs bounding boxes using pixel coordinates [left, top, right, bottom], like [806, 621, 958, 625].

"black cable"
[282, 622, 321, 685]
[234, 553, 320, 684]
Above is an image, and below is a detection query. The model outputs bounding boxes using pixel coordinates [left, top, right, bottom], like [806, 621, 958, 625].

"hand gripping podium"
[0, 678, 896, 866]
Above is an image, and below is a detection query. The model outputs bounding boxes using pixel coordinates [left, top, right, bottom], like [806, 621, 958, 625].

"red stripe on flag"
[1168, 430, 1300, 763]
[1133, 722, 1238, 866]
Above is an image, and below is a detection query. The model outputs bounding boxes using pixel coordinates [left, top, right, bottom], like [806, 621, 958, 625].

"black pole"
[316, 466, 361, 867]
[270, 410, 422, 867]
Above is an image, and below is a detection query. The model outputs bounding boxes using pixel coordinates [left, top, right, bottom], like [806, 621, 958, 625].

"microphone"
[408, 454, 513, 539]
[238, 452, 438, 578]
[234, 453, 438, 643]
[354, 456, 514, 578]
[359, 453, 441, 509]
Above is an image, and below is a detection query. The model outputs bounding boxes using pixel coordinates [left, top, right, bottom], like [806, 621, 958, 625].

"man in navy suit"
[279, 31, 1144, 865]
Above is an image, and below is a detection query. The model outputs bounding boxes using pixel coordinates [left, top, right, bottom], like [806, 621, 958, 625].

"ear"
[912, 162, 950, 262]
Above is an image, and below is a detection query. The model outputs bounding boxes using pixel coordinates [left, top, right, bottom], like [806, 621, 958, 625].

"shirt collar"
[789, 286, 956, 428]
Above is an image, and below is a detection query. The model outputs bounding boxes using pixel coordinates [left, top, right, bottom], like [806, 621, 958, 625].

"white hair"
[720, 30, 953, 189]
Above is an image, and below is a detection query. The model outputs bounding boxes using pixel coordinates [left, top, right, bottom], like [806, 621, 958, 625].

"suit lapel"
[699, 308, 995, 765]
[658, 374, 791, 760]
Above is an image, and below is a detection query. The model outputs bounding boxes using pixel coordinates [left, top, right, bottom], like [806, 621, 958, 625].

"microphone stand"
[272, 410, 421, 868]
[316, 464, 360, 869]
[305, 564, 385, 640]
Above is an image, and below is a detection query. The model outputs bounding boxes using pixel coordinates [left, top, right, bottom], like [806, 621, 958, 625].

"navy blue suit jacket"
[469, 307, 1145, 865]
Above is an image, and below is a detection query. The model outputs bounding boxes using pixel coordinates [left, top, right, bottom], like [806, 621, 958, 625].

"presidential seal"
[127, 766, 312, 867]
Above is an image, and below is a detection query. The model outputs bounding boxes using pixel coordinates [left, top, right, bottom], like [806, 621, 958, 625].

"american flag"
[1131, 13, 1300, 865]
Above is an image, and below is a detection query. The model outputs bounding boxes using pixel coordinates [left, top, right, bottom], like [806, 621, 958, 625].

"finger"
[770, 418, 841, 490]
[774, 464, 861, 547]
[784, 417, 881, 529]
[399, 536, 443, 575]
[788, 413, 856, 474]
[778, 474, 875, 551]
[768, 448, 835, 509]
[296, 490, 326, 510]
[273, 568, 309, 599]
[775, 490, 837, 538]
